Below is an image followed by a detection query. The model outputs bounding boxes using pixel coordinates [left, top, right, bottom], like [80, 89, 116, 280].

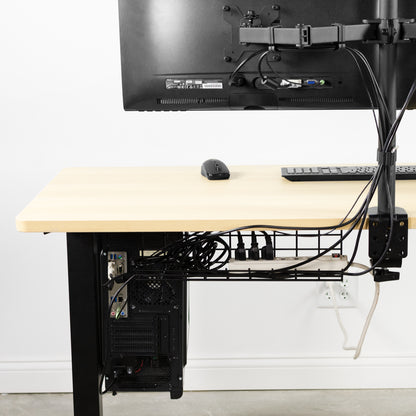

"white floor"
[1, 390, 416, 416]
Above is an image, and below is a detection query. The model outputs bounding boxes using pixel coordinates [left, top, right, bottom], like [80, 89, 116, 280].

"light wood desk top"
[16, 166, 416, 232]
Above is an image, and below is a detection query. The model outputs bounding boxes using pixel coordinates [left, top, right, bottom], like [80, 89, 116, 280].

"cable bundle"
[227, 45, 416, 276]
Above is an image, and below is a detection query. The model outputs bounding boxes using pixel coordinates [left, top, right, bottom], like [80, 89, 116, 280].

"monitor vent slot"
[281, 97, 354, 104]
[157, 98, 228, 105]
[110, 318, 157, 354]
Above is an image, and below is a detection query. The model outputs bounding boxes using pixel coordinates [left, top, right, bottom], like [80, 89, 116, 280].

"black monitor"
[117, 0, 416, 111]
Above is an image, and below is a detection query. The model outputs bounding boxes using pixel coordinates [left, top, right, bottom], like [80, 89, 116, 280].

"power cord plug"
[261, 231, 274, 260]
[249, 231, 260, 260]
[235, 231, 246, 260]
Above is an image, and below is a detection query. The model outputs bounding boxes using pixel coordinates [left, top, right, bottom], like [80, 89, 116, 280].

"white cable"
[328, 282, 357, 351]
[329, 263, 381, 359]
[350, 262, 371, 272]
[353, 281, 380, 359]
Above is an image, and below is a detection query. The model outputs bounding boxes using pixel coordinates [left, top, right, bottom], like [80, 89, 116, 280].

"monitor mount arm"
[239, 19, 416, 48]
[239, 3, 415, 278]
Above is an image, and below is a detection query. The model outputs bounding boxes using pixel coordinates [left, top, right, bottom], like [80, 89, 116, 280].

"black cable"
[258, 49, 302, 88]
[353, 48, 392, 124]
[219, 190, 373, 273]
[281, 166, 383, 274]
[253, 211, 367, 274]
[342, 166, 383, 273]
[100, 373, 116, 395]
[345, 168, 394, 276]
[317, 174, 375, 238]
[384, 79, 416, 152]
[263, 51, 303, 87]
[107, 274, 137, 315]
[344, 48, 383, 146]
[344, 80, 416, 276]
[271, 159, 382, 275]
[249, 231, 260, 260]
[257, 50, 271, 81]
[347, 47, 391, 126]
[228, 48, 267, 86]
[166, 233, 231, 271]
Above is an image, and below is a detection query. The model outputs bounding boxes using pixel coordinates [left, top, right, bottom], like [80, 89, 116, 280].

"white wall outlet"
[316, 277, 358, 308]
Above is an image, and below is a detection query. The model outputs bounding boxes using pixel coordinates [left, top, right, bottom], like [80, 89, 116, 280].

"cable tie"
[377, 150, 397, 165]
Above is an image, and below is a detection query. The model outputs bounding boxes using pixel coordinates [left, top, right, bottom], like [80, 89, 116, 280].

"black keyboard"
[281, 165, 416, 181]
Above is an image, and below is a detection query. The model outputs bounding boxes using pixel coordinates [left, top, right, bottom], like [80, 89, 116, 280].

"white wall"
[2, 0, 416, 393]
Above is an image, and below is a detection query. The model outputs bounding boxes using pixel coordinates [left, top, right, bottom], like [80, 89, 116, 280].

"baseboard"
[0, 361, 72, 393]
[1, 356, 416, 393]
[184, 355, 416, 390]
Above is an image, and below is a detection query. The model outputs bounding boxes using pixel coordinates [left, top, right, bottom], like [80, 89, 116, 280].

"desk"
[16, 166, 416, 416]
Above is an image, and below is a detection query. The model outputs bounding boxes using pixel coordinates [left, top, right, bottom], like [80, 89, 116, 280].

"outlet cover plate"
[317, 277, 358, 308]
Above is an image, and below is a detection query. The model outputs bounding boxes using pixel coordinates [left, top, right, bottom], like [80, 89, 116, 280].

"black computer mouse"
[201, 159, 230, 180]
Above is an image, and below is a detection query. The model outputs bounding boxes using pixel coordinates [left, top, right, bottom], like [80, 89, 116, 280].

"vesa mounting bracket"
[222, 2, 281, 62]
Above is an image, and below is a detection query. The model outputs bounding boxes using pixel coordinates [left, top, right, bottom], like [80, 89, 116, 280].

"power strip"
[227, 255, 348, 271]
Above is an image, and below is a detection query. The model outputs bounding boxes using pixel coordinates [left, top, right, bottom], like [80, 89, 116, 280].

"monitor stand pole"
[368, 0, 408, 277]
[376, 0, 398, 215]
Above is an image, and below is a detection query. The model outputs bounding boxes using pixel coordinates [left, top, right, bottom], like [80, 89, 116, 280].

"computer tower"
[99, 233, 187, 399]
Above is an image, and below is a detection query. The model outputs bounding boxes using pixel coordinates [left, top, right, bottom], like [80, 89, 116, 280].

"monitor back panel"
[118, 0, 416, 111]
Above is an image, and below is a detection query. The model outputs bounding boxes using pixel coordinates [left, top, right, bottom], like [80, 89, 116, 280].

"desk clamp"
[368, 207, 408, 282]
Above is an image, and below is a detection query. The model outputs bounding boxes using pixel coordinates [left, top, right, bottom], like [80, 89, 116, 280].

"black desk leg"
[67, 233, 103, 416]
